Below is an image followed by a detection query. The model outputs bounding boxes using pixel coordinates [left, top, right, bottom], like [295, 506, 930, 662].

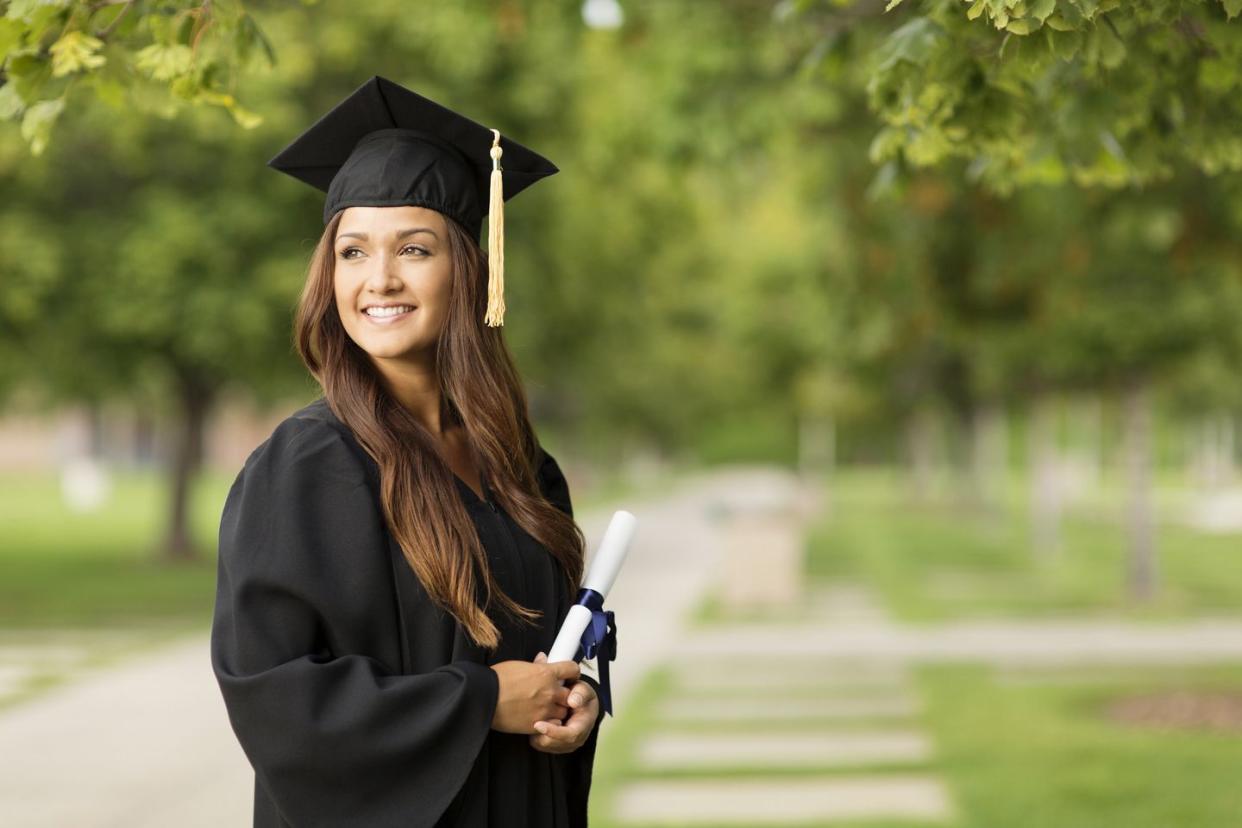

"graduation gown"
[210, 396, 603, 827]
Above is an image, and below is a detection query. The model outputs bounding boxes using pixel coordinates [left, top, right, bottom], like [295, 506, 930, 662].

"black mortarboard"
[267, 75, 559, 326]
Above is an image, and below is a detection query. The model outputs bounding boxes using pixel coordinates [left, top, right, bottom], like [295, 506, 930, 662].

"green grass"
[802, 468, 1242, 622]
[917, 662, 1242, 828]
[0, 468, 232, 630]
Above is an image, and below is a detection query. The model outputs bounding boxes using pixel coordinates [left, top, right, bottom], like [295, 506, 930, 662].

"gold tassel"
[485, 128, 505, 327]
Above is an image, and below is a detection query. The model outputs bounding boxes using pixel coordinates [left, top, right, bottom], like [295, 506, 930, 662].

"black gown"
[210, 396, 603, 828]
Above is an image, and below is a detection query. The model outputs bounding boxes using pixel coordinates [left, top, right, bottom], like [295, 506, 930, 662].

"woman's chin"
[363, 340, 433, 362]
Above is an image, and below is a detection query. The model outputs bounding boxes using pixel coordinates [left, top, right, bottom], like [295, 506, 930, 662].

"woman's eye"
[337, 245, 426, 260]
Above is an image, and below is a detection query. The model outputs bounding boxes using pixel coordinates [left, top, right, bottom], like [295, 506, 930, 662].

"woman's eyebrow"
[337, 227, 439, 242]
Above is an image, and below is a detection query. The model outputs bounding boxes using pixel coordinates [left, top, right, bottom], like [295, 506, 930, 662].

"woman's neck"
[375, 356, 445, 435]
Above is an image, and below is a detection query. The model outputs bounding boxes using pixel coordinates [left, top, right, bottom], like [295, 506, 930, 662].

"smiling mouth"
[363, 305, 417, 323]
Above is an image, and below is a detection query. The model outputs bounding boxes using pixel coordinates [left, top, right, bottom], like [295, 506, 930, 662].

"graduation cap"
[267, 75, 559, 327]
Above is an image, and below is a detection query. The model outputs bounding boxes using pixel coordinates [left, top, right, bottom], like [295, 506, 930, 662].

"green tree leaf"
[134, 43, 194, 81]
[1029, 0, 1056, 21]
[20, 97, 64, 155]
[49, 30, 107, 77]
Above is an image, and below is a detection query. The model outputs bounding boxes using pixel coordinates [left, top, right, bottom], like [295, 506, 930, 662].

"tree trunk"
[905, 406, 936, 503]
[1190, 413, 1235, 491]
[797, 414, 835, 477]
[1028, 393, 1060, 561]
[1081, 394, 1104, 494]
[970, 401, 1006, 515]
[1123, 376, 1157, 602]
[796, 412, 835, 520]
[1221, 414, 1237, 486]
[134, 408, 156, 468]
[162, 370, 215, 563]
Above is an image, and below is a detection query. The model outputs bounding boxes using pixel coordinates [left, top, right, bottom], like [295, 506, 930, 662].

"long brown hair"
[293, 209, 585, 651]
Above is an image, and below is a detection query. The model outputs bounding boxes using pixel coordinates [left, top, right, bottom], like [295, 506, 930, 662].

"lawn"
[803, 467, 1242, 622]
[916, 662, 1242, 828]
[0, 468, 229, 630]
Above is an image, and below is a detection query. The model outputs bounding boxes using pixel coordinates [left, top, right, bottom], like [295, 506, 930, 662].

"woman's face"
[333, 205, 454, 368]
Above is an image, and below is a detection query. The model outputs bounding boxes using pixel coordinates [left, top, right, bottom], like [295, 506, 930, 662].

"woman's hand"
[528, 651, 600, 754]
[490, 653, 579, 735]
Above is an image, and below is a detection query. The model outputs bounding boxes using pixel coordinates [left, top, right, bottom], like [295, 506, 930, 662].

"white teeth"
[365, 306, 414, 317]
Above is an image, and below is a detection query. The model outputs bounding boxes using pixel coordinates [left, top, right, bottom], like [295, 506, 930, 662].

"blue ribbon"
[571, 587, 617, 717]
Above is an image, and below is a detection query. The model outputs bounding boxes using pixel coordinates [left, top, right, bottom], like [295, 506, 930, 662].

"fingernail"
[570, 694, 582, 706]
[535, 722, 548, 734]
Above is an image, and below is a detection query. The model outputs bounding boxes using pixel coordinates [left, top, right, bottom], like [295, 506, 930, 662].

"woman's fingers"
[534, 719, 579, 739]
[530, 708, 597, 752]
[550, 660, 581, 682]
[566, 678, 597, 709]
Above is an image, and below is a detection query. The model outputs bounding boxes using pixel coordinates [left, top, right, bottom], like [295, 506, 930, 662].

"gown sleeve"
[211, 417, 499, 828]
[536, 446, 606, 826]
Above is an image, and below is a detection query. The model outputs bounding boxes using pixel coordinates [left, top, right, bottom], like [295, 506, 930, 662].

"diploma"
[547, 509, 636, 717]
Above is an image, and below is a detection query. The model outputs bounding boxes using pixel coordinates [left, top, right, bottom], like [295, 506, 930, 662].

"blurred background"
[3, 0, 1242, 825]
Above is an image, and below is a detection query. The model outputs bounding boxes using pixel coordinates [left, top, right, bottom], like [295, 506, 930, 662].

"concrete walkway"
[682, 617, 1242, 665]
[0, 634, 252, 827]
[613, 584, 956, 825]
[617, 777, 953, 824]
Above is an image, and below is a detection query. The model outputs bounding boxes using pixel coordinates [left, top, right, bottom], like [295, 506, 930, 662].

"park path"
[609, 578, 1242, 825]
[613, 584, 957, 825]
[5, 467, 1242, 826]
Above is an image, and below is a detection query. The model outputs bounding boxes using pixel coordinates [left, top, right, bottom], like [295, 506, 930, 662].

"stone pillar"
[716, 470, 808, 611]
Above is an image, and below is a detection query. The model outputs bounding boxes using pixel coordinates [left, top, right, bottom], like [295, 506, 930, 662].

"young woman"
[210, 76, 606, 828]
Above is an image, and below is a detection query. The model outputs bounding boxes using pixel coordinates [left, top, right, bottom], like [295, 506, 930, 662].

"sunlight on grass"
[0, 469, 233, 629]
[917, 663, 1242, 828]
[806, 469, 1242, 621]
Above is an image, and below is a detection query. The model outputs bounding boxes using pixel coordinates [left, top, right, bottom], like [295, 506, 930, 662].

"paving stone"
[615, 775, 953, 824]
[805, 584, 894, 624]
[681, 620, 1242, 663]
[655, 695, 918, 723]
[637, 729, 932, 770]
[673, 658, 908, 695]
[672, 672, 908, 697]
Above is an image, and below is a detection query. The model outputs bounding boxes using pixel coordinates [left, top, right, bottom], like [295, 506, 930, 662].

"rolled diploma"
[547, 509, 636, 663]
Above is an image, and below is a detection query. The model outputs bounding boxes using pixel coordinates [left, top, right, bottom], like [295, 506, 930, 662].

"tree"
[1, 0, 277, 154]
[865, 0, 1242, 190]
[788, 0, 1242, 601]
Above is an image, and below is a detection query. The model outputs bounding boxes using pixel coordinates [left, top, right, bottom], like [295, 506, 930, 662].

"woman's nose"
[364, 252, 401, 290]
